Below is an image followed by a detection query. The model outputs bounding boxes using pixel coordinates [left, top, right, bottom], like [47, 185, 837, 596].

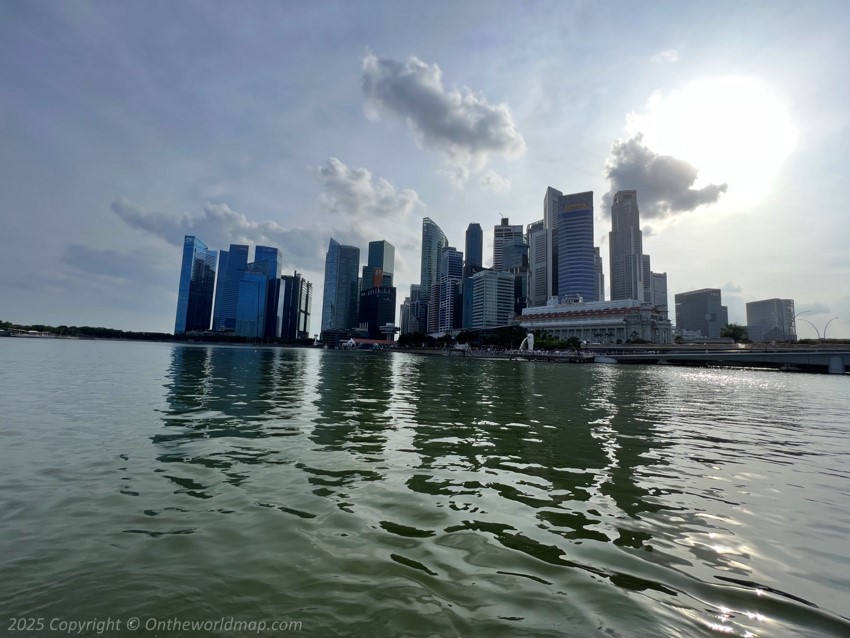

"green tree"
[720, 323, 749, 343]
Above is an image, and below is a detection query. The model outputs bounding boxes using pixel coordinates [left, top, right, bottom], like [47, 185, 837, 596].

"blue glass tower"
[464, 223, 483, 278]
[321, 238, 361, 332]
[557, 191, 597, 301]
[175, 235, 217, 334]
[212, 244, 249, 331]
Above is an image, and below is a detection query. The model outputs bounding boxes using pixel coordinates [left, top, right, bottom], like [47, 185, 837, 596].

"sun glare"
[628, 77, 798, 207]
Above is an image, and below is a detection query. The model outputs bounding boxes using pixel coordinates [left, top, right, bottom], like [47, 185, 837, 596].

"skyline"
[2, 2, 849, 338]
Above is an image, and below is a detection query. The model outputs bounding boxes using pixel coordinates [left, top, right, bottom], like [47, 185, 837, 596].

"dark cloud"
[315, 157, 422, 218]
[796, 302, 831, 315]
[361, 53, 525, 172]
[111, 198, 325, 271]
[603, 134, 727, 218]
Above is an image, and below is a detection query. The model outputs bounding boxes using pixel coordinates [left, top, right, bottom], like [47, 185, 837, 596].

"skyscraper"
[464, 223, 483, 278]
[493, 217, 523, 271]
[212, 243, 249, 331]
[363, 240, 395, 289]
[609, 190, 645, 301]
[527, 219, 547, 307]
[280, 271, 312, 341]
[321, 238, 360, 332]
[543, 186, 562, 298]
[175, 235, 217, 335]
[469, 270, 515, 330]
[675, 288, 728, 338]
[557, 191, 596, 301]
[594, 247, 605, 302]
[746, 298, 796, 341]
[438, 246, 463, 332]
[420, 217, 448, 333]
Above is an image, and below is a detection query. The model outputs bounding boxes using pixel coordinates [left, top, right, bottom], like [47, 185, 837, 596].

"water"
[1, 339, 848, 637]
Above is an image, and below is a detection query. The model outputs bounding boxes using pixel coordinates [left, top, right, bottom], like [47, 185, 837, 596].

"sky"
[1, 0, 848, 338]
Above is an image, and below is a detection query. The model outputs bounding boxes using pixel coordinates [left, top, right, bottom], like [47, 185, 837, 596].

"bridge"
[592, 347, 849, 374]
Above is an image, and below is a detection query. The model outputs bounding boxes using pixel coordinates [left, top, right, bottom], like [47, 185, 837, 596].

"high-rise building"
[746, 298, 797, 342]
[642, 255, 652, 305]
[438, 246, 463, 332]
[321, 238, 360, 332]
[469, 270, 515, 330]
[609, 190, 645, 302]
[557, 191, 597, 301]
[675, 288, 728, 338]
[651, 272, 668, 317]
[420, 217, 448, 333]
[464, 223, 483, 278]
[280, 271, 312, 341]
[212, 243, 249, 331]
[527, 220, 548, 307]
[175, 235, 217, 334]
[594, 247, 605, 302]
[543, 187, 562, 298]
[358, 286, 397, 339]
[235, 266, 268, 337]
[493, 217, 523, 271]
[363, 240, 395, 289]
[401, 284, 421, 334]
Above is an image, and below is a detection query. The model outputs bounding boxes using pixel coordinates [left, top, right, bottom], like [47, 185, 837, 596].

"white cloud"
[315, 157, 422, 218]
[651, 49, 680, 63]
[361, 52, 525, 182]
[603, 133, 727, 219]
[478, 169, 511, 193]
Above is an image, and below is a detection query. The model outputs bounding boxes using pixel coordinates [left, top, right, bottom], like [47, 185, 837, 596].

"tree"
[564, 336, 582, 351]
[720, 323, 749, 343]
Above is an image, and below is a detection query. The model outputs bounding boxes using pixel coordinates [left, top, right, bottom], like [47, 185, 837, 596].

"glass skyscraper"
[419, 217, 448, 333]
[212, 244, 249, 331]
[464, 223, 483, 278]
[174, 235, 217, 334]
[557, 191, 597, 302]
[321, 238, 361, 332]
[609, 190, 645, 301]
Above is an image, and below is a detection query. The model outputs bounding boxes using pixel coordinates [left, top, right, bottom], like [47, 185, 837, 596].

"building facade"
[464, 223, 483, 278]
[675, 288, 728, 338]
[321, 238, 361, 332]
[493, 217, 523, 271]
[518, 298, 673, 344]
[527, 219, 548, 307]
[358, 286, 397, 339]
[438, 246, 463, 332]
[609, 190, 645, 302]
[420, 217, 448, 333]
[363, 240, 395, 290]
[281, 271, 312, 341]
[175, 235, 217, 335]
[746, 298, 797, 342]
[543, 186, 562, 299]
[212, 244, 249, 332]
[469, 270, 515, 330]
[557, 191, 597, 302]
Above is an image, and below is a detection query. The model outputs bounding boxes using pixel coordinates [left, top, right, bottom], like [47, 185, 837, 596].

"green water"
[1, 339, 848, 637]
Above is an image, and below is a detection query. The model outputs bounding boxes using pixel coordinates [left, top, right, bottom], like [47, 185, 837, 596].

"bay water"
[1, 339, 848, 637]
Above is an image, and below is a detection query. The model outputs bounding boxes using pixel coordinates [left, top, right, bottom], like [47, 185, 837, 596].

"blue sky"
[2, 1, 848, 338]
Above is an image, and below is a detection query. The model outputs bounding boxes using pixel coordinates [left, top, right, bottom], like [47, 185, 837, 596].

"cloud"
[111, 197, 325, 270]
[361, 52, 525, 177]
[315, 157, 422, 218]
[478, 169, 510, 193]
[603, 133, 727, 219]
[796, 302, 831, 315]
[722, 281, 743, 294]
[651, 49, 680, 63]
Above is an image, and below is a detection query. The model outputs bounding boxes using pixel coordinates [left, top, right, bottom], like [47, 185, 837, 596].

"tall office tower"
[321, 238, 361, 332]
[399, 296, 411, 334]
[280, 271, 312, 341]
[493, 217, 523, 271]
[746, 298, 797, 342]
[469, 270, 515, 330]
[212, 243, 249, 331]
[527, 220, 548, 307]
[557, 191, 597, 301]
[502, 237, 528, 271]
[464, 223, 483, 278]
[402, 284, 421, 334]
[438, 246, 464, 332]
[609, 190, 645, 301]
[235, 264, 268, 337]
[256, 246, 283, 338]
[675, 288, 728, 338]
[642, 255, 652, 305]
[543, 186, 562, 298]
[358, 286, 397, 339]
[175, 236, 217, 334]
[420, 217, 448, 333]
[594, 247, 605, 302]
[363, 240, 395, 289]
[651, 272, 668, 317]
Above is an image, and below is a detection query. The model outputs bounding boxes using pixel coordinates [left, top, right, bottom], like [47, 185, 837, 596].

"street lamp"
[823, 317, 839, 340]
